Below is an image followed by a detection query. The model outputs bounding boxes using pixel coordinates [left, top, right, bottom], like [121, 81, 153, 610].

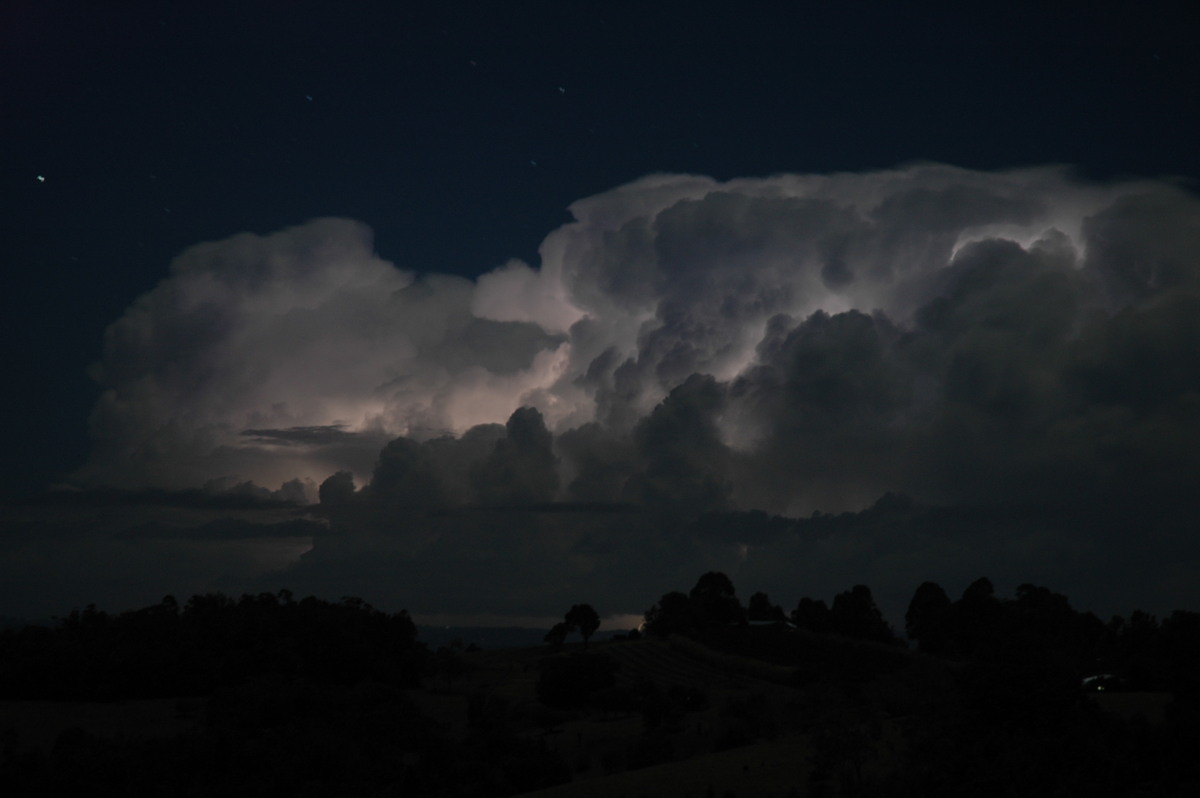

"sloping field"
[519, 733, 813, 798]
[412, 636, 798, 735]
[0, 697, 202, 753]
[445, 635, 797, 704]
[603, 637, 774, 690]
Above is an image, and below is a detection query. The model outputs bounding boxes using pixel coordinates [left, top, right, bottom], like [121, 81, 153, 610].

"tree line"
[0, 591, 425, 701]
[637, 571, 1200, 695]
[642, 571, 898, 646]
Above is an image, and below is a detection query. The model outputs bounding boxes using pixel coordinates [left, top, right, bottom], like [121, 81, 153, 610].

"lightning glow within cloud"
[82, 164, 1200, 517]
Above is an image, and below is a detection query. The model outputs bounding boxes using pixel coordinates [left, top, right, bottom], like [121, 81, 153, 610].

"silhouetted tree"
[792, 597, 832, 634]
[1109, 610, 1165, 689]
[565, 604, 601, 648]
[643, 573, 750, 637]
[544, 621, 569, 650]
[1161, 609, 1200, 692]
[1161, 610, 1200, 657]
[952, 576, 1003, 657]
[644, 591, 697, 637]
[1004, 583, 1104, 668]
[830, 585, 897, 644]
[906, 581, 952, 653]
[748, 591, 787, 623]
[961, 576, 995, 604]
[1122, 609, 1160, 653]
[689, 571, 745, 626]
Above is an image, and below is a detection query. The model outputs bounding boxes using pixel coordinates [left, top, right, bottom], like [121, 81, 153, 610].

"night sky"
[3, 1, 1199, 628]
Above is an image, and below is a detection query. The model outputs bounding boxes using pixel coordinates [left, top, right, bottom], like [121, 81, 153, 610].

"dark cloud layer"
[7, 165, 1200, 625]
[239, 425, 362, 447]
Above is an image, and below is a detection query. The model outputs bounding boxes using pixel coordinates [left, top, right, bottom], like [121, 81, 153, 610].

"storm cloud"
[80, 218, 568, 496]
[55, 164, 1200, 624]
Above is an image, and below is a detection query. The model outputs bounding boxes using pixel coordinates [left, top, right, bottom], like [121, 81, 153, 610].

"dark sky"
[2, 1, 1198, 626]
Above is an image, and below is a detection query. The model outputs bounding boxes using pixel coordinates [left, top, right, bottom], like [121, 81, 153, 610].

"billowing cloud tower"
[82, 164, 1200, 519]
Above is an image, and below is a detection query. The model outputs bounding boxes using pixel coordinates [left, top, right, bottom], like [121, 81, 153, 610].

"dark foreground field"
[0, 631, 895, 797]
[3, 630, 1189, 797]
[2, 585, 1198, 796]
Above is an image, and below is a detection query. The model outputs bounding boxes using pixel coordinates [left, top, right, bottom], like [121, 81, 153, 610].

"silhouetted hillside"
[418, 626, 628, 652]
[0, 592, 425, 701]
[2, 575, 1199, 796]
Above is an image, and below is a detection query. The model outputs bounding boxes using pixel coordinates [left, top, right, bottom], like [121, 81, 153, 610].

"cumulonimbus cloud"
[79, 164, 1200, 521]
[12, 163, 1196, 624]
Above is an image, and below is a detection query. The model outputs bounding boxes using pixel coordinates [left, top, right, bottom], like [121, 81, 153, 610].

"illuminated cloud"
[79, 218, 566, 493]
[79, 166, 1200, 512]
[57, 164, 1200, 624]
